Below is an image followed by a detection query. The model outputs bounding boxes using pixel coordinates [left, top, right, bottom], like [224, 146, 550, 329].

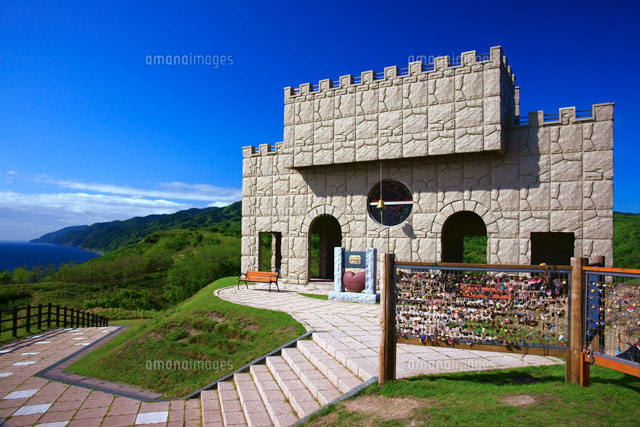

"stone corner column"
[365, 248, 377, 294]
[334, 247, 345, 292]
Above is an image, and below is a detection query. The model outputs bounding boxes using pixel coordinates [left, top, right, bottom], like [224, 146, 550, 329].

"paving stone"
[106, 402, 140, 416]
[35, 421, 70, 427]
[73, 406, 108, 420]
[3, 413, 43, 426]
[13, 403, 52, 416]
[4, 389, 39, 400]
[135, 411, 168, 424]
[35, 409, 75, 424]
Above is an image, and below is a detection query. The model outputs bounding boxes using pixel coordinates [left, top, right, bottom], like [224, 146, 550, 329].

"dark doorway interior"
[531, 232, 575, 265]
[441, 211, 487, 263]
[309, 215, 342, 280]
[259, 232, 282, 273]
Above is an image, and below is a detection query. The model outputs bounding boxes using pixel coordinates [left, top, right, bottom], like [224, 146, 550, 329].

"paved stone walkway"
[0, 285, 562, 426]
[217, 284, 562, 379]
[0, 327, 200, 426]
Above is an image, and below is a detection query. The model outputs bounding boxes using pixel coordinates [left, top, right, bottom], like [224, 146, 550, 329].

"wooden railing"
[0, 303, 108, 339]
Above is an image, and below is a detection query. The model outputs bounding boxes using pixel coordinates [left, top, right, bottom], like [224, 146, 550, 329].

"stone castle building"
[241, 46, 614, 285]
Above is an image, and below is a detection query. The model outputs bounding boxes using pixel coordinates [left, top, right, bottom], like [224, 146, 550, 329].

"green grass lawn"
[66, 277, 306, 397]
[0, 323, 55, 344]
[299, 293, 329, 300]
[304, 364, 640, 426]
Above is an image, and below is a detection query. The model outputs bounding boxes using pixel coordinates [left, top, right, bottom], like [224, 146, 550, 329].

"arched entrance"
[441, 211, 487, 263]
[309, 215, 342, 280]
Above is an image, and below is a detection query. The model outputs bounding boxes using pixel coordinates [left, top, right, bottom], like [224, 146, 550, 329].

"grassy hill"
[2, 228, 240, 318]
[67, 277, 305, 397]
[31, 201, 241, 253]
[613, 212, 640, 268]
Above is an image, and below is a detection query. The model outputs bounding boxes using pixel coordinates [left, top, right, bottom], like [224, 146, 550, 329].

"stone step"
[250, 364, 298, 427]
[201, 389, 224, 427]
[281, 347, 342, 406]
[313, 333, 377, 381]
[234, 373, 274, 427]
[218, 381, 248, 426]
[266, 355, 320, 418]
[297, 339, 362, 393]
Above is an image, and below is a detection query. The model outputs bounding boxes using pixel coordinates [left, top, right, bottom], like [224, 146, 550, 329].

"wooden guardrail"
[0, 303, 108, 339]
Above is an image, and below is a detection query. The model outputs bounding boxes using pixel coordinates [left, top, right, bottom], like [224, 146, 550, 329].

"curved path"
[0, 285, 561, 426]
[217, 284, 562, 380]
[0, 326, 203, 426]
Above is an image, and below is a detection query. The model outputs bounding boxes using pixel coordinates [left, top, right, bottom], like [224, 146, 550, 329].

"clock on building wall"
[367, 179, 413, 226]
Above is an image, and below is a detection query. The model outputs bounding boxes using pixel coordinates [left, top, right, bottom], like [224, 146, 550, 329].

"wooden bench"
[238, 271, 280, 292]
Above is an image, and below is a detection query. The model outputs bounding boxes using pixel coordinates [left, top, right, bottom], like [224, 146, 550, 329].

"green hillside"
[67, 277, 305, 397]
[613, 212, 640, 268]
[2, 228, 241, 318]
[31, 201, 241, 253]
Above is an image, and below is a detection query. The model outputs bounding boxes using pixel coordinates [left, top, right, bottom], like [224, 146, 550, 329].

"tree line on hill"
[31, 201, 241, 253]
[0, 228, 241, 317]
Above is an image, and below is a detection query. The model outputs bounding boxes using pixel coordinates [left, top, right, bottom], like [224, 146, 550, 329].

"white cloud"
[0, 191, 193, 215]
[6, 170, 18, 175]
[40, 179, 241, 204]
[0, 176, 243, 240]
[0, 191, 198, 240]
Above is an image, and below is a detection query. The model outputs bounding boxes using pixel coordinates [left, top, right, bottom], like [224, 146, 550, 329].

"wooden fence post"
[379, 253, 396, 386]
[37, 304, 42, 330]
[568, 256, 587, 384]
[26, 305, 31, 333]
[579, 255, 605, 387]
[12, 307, 18, 337]
[76, 310, 80, 328]
[47, 303, 52, 328]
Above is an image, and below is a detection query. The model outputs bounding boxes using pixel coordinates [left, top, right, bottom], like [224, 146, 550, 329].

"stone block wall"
[283, 46, 517, 168]
[241, 46, 614, 286]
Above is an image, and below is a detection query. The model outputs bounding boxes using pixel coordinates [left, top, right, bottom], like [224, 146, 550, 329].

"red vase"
[343, 271, 366, 293]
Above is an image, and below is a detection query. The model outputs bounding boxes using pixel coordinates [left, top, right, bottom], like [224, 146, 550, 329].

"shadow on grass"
[589, 372, 640, 394]
[403, 365, 640, 394]
[404, 368, 559, 386]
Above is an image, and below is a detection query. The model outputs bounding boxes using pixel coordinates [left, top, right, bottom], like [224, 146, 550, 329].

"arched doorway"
[309, 215, 342, 280]
[441, 211, 487, 263]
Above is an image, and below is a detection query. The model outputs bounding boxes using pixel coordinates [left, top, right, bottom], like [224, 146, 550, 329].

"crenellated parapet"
[282, 46, 518, 168]
[508, 103, 614, 128]
[283, 46, 515, 102]
[242, 143, 284, 158]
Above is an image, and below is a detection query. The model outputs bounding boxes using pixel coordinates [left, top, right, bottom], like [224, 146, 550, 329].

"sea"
[0, 241, 101, 271]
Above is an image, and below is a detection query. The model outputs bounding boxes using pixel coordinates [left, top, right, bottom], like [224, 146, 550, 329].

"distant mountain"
[32, 201, 241, 253]
[33, 225, 90, 244]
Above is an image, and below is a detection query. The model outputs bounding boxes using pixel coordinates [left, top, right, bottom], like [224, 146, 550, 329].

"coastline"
[0, 241, 102, 271]
[26, 240, 104, 257]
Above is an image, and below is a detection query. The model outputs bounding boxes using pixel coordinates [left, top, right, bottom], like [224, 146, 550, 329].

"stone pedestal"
[329, 247, 379, 303]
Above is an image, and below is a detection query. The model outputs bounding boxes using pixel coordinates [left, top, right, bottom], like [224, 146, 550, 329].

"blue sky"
[1, 0, 639, 240]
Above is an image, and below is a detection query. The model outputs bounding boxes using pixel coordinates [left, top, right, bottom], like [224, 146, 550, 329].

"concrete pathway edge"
[32, 325, 169, 402]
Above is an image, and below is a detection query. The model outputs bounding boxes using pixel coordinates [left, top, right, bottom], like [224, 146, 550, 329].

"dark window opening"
[442, 211, 487, 263]
[259, 232, 282, 273]
[531, 232, 575, 266]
